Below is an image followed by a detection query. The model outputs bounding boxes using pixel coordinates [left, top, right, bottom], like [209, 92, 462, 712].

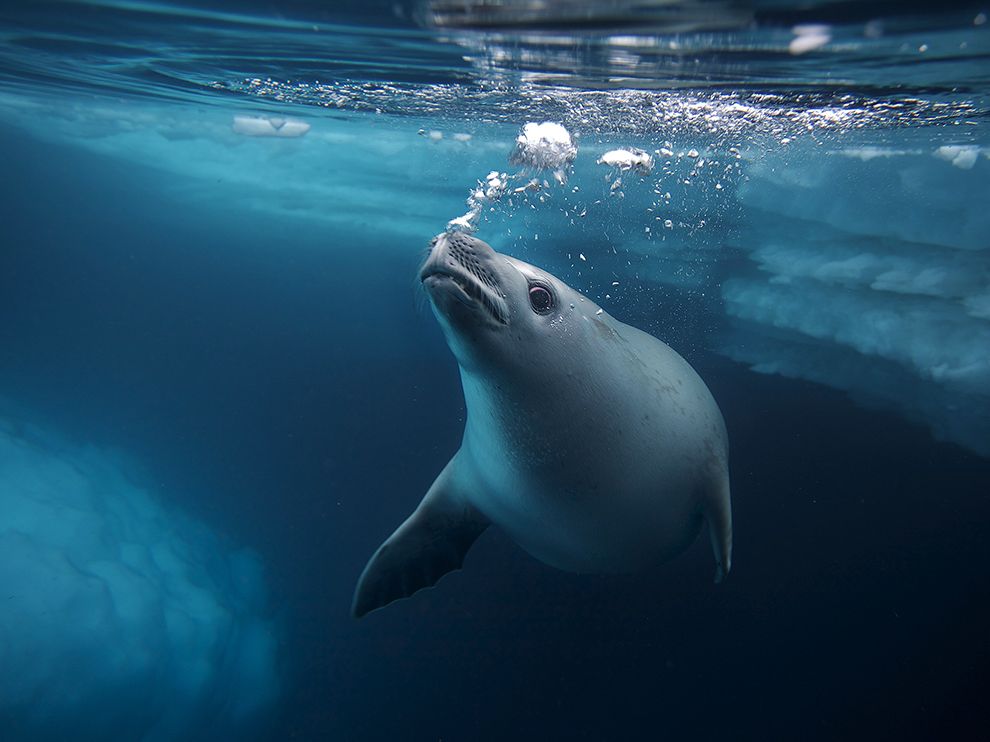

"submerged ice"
[723, 142, 990, 455]
[0, 415, 280, 741]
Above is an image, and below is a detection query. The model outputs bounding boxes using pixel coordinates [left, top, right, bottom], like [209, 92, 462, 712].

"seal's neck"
[458, 367, 517, 453]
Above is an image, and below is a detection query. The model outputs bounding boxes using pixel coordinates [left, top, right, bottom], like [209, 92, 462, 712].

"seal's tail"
[706, 470, 732, 583]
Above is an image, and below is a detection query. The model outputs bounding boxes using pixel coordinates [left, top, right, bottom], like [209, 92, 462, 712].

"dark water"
[1, 2, 989, 740]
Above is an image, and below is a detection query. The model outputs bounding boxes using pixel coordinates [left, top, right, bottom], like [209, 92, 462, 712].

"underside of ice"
[722, 143, 990, 456]
[0, 415, 281, 741]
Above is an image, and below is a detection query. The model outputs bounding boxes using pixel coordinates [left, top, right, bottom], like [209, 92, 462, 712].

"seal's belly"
[474, 449, 708, 573]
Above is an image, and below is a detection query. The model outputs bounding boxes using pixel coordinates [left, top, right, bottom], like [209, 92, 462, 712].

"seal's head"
[420, 232, 588, 375]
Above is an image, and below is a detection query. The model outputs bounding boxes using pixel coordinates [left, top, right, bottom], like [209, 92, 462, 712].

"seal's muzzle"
[420, 233, 509, 325]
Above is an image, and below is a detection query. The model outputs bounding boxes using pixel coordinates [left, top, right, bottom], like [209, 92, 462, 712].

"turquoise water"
[1, 1, 989, 740]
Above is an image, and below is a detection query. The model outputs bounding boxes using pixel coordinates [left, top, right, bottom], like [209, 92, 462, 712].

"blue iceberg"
[0, 416, 281, 741]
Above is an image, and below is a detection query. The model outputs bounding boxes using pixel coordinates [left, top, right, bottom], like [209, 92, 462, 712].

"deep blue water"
[1, 1, 990, 740]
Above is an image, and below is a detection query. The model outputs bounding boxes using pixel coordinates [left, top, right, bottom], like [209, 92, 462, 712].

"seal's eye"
[528, 284, 554, 314]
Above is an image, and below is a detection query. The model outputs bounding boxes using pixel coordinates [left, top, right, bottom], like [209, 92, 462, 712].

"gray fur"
[353, 233, 731, 617]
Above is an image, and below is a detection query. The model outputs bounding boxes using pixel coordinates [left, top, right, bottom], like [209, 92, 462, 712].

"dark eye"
[528, 284, 554, 313]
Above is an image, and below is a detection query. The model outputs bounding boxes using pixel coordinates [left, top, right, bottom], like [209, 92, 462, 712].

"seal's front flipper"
[352, 460, 489, 618]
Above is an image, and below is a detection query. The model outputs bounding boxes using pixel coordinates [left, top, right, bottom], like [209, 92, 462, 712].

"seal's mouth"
[422, 270, 474, 304]
[421, 268, 508, 325]
[420, 233, 509, 325]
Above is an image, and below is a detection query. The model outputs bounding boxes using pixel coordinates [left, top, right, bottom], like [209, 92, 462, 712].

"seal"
[352, 233, 732, 617]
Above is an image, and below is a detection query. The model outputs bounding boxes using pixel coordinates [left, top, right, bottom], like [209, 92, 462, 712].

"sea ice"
[597, 147, 654, 175]
[789, 24, 831, 55]
[721, 142, 990, 455]
[233, 114, 311, 137]
[934, 144, 981, 170]
[0, 415, 281, 740]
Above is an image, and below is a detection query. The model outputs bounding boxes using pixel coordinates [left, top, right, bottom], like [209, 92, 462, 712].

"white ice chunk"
[232, 115, 310, 138]
[789, 25, 831, 55]
[934, 145, 980, 170]
[597, 147, 654, 175]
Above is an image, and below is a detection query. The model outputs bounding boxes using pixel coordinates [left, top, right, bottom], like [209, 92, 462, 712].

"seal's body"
[353, 233, 731, 617]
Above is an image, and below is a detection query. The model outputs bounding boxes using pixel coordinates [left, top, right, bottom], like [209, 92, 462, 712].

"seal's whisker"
[413, 280, 430, 316]
[414, 241, 437, 316]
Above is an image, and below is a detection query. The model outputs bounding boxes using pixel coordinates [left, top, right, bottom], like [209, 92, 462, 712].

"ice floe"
[233, 114, 311, 137]
[597, 147, 654, 175]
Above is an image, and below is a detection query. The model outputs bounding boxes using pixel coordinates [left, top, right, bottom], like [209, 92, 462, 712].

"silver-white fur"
[352, 233, 731, 617]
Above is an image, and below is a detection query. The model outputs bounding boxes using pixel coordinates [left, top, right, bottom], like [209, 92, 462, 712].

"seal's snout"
[420, 233, 508, 325]
[420, 233, 494, 281]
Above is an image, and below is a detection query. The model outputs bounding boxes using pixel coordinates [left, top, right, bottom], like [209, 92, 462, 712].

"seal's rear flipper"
[352, 460, 489, 618]
[706, 472, 733, 584]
